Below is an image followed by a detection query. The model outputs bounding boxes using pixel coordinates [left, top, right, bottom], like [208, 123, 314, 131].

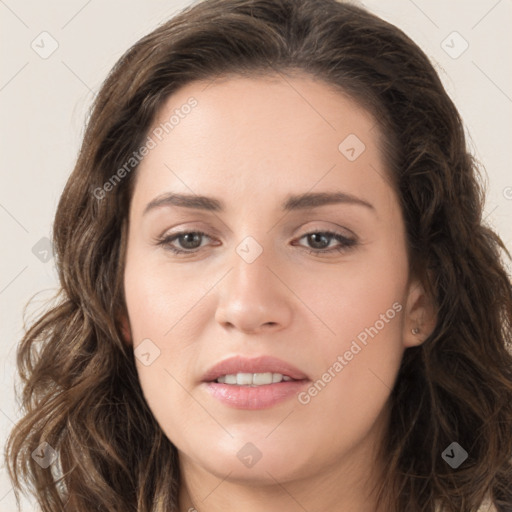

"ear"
[402, 275, 437, 348]
[117, 312, 133, 346]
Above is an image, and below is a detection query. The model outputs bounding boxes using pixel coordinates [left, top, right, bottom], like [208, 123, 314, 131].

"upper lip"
[202, 355, 309, 382]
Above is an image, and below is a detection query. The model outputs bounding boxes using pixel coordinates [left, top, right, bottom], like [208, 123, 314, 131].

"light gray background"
[1, 0, 511, 509]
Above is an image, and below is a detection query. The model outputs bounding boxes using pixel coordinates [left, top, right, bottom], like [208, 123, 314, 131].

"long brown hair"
[5, 0, 512, 510]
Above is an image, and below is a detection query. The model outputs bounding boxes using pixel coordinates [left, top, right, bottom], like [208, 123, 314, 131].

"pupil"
[182, 233, 201, 248]
[309, 233, 329, 249]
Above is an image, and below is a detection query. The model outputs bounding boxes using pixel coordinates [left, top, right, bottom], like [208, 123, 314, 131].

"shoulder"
[435, 497, 497, 512]
[477, 498, 497, 512]
[477, 494, 499, 512]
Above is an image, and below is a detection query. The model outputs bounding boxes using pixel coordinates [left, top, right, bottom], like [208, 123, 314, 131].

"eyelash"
[155, 230, 357, 256]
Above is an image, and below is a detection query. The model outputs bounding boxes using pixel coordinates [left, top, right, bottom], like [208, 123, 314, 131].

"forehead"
[131, 73, 391, 212]
[151, 72, 378, 144]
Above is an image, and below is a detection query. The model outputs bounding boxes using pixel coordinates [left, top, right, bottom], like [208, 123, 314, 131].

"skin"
[121, 73, 436, 512]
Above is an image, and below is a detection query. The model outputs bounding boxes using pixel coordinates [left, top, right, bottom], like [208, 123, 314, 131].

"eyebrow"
[143, 191, 375, 215]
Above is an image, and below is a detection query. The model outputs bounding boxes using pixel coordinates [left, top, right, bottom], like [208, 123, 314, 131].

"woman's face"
[123, 74, 432, 492]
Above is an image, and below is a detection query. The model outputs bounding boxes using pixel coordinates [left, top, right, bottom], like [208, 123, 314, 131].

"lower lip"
[203, 380, 310, 410]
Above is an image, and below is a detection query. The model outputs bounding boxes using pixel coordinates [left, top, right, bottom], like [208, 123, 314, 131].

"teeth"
[215, 372, 294, 386]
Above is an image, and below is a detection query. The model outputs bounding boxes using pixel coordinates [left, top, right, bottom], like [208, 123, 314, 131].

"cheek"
[296, 237, 407, 347]
[123, 251, 210, 410]
[123, 258, 198, 434]
[296, 241, 407, 417]
[123, 252, 206, 342]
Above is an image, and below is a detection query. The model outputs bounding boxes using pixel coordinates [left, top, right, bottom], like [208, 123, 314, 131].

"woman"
[5, 0, 512, 510]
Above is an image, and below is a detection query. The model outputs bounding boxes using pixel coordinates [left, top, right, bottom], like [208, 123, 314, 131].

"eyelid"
[157, 221, 356, 241]
[155, 224, 359, 257]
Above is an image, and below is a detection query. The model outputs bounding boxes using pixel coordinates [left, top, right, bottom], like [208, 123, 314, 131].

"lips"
[201, 355, 309, 382]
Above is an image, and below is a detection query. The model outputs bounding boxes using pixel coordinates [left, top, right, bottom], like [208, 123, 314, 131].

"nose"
[214, 247, 293, 334]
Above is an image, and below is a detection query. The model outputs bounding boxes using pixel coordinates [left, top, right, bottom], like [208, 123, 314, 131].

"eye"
[295, 230, 357, 255]
[155, 229, 357, 256]
[156, 230, 212, 254]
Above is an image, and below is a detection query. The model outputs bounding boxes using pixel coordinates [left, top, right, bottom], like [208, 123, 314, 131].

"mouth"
[202, 354, 309, 382]
[201, 355, 310, 409]
[214, 372, 297, 386]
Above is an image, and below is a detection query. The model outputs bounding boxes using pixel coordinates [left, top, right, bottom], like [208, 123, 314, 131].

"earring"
[411, 327, 420, 335]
